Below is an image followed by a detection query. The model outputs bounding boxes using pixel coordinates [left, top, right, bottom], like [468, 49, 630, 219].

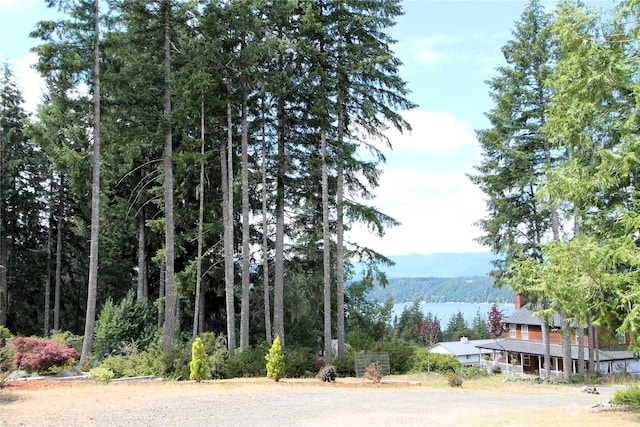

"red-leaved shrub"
[12, 337, 78, 373]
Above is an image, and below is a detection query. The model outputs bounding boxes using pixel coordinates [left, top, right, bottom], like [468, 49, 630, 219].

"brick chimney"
[514, 293, 527, 309]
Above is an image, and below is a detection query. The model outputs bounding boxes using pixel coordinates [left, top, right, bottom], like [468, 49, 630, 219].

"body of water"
[392, 301, 515, 326]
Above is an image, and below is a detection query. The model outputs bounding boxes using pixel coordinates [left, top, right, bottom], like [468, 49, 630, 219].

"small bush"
[447, 373, 463, 387]
[189, 337, 209, 382]
[97, 349, 165, 378]
[284, 346, 315, 378]
[332, 355, 355, 377]
[12, 337, 78, 373]
[49, 330, 83, 354]
[0, 325, 13, 339]
[265, 336, 285, 382]
[364, 361, 384, 383]
[491, 366, 502, 375]
[372, 339, 416, 374]
[411, 348, 461, 374]
[89, 367, 115, 384]
[612, 385, 640, 406]
[222, 344, 269, 379]
[317, 365, 337, 382]
[460, 366, 488, 380]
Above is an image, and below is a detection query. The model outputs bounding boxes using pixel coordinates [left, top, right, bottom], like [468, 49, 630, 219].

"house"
[476, 294, 640, 378]
[429, 337, 502, 367]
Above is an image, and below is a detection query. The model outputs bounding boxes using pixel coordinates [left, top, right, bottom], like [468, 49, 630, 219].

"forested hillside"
[366, 276, 513, 304]
[0, 0, 414, 361]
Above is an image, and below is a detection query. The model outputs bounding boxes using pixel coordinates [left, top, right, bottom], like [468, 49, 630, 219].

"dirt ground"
[1, 376, 639, 427]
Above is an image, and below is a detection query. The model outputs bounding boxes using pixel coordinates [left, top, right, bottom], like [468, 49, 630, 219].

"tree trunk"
[240, 98, 250, 349]
[335, 103, 345, 358]
[80, 0, 101, 364]
[260, 99, 272, 345]
[136, 211, 147, 303]
[44, 196, 53, 337]
[158, 266, 165, 331]
[273, 98, 285, 347]
[54, 195, 62, 331]
[193, 99, 206, 340]
[222, 98, 236, 354]
[321, 128, 332, 365]
[561, 316, 572, 382]
[162, 0, 177, 354]
[588, 322, 595, 372]
[577, 325, 585, 374]
[541, 317, 551, 380]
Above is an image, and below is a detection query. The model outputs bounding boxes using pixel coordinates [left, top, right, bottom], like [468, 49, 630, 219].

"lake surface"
[392, 301, 515, 326]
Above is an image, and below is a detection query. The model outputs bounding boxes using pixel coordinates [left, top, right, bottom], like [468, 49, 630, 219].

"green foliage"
[283, 346, 315, 378]
[0, 326, 13, 339]
[460, 366, 489, 380]
[411, 348, 461, 374]
[265, 336, 285, 382]
[447, 373, 463, 387]
[364, 361, 383, 383]
[96, 349, 166, 379]
[372, 339, 417, 374]
[612, 386, 640, 406]
[89, 367, 115, 384]
[50, 330, 83, 354]
[0, 345, 14, 372]
[222, 344, 270, 379]
[189, 337, 209, 382]
[332, 355, 355, 377]
[94, 290, 158, 358]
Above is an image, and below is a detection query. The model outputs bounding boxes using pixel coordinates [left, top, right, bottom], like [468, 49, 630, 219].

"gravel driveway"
[1, 378, 637, 427]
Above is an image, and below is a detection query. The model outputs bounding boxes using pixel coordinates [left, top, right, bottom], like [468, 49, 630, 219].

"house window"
[521, 325, 529, 340]
[523, 354, 531, 367]
[509, 324, 516, 339]
[618, 333, 627, 345]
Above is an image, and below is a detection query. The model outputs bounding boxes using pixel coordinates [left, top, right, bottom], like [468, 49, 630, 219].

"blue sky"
[0, 1, 612, 256]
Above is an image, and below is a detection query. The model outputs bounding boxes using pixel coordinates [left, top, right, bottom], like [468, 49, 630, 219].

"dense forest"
[4, 0, 640, 378]
[367, 276, 513, 304]
[0, 0, 414, 363]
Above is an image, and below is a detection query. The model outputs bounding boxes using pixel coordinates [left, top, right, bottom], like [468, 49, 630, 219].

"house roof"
[505, 304, 565, 327]
[430, 339, 503, 357]
[476, 340, 637, 362]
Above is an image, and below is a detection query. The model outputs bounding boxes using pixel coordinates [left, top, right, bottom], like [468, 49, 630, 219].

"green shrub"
[612, 385, 640, 406]
[94, 290, 158, 358]
[284, 346, 315, 378]
[372, 339, 416, 374]
[50, 330, 83, 354]
[460, 366, 488, 380]
[491, 366, 501, 375]
[332, 354, 355, 377]
[0, 325, 13, 339]
[89, 367, 115, 384]
[411, 348, 461, 374]
[189, 337, 209, 382]
[97, 349, 165, 378]
[447, 373, 463, 387]
[222, 344, 269, 379]
[265, 336, 285, 381]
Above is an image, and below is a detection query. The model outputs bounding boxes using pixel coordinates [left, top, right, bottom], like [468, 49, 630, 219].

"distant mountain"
[382, 252, 496, 278]
[367, 276, 514, 304]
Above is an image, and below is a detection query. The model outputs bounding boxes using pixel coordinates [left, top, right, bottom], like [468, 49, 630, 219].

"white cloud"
[386, 109, 476, 153]
[348, 167, 489, 256]
[12, 52, 46, 115]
